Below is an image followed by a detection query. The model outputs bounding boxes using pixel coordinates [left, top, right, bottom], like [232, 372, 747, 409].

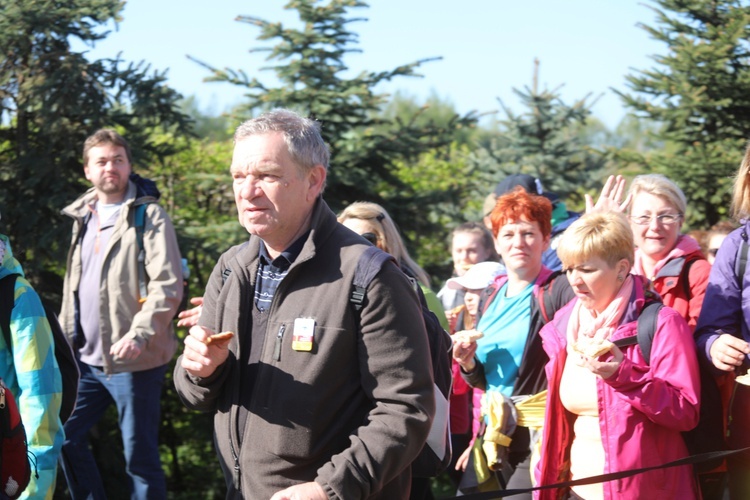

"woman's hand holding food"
[452, 330, 483, 372]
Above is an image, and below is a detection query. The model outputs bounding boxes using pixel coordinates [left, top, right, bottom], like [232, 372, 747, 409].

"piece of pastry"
[205, 331, 234, 346]
[574, 338, 613, 358]
[452, 329, 485, 344]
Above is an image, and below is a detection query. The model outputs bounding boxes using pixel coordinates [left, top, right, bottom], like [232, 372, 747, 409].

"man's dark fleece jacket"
[174, 199, 435, 499]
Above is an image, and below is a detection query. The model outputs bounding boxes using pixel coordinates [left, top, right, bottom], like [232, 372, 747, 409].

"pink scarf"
[567, 275, 634, 345]
[633, 234, 702, 279]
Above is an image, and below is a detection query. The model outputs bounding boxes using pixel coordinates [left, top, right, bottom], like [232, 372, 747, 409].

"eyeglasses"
[361, 232, 379, 245]
[629, 214, 683, 226]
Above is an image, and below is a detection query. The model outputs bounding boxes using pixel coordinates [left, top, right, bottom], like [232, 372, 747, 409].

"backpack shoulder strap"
[476, 275, 507, 324]
[613, 300, 663, 365]
[536, 286, 555, 324]
[133, 203, 152, 302]
[636, 301, 663, 365]
[735, 231, 749, 289]
[219, 241, 251, 287]
[0, 274, 19, 348]
[537, 271, 568, 324]
[350, 246, 394, 312]
[680, 255, 700, 299]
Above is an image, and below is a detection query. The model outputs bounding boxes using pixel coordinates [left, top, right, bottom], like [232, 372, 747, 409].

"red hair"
[490, 187, 552, 238]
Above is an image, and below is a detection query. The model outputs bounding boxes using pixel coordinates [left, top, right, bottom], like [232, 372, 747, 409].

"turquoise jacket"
[0, 235, 64, 499]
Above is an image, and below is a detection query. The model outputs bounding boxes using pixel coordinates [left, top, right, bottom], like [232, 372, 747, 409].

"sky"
[71, 1, 666, 130]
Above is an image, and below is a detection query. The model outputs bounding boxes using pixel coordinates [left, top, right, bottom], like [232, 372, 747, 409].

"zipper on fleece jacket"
[273, 324, 286, 361]
[227, 269, 253, 493]
[230, 429, 241, 490]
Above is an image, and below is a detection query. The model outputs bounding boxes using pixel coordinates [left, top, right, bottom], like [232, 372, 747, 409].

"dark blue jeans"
[60, 362, 168, 500]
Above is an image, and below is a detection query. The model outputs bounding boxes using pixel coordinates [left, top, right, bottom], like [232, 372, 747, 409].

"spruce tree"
[471, 61, 606, 206]
[191, 0, 478, 271]
[616, 0, 750, 226]
[0, 0, 191, 286]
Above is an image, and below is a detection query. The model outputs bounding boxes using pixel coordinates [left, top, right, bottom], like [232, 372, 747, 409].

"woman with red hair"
[453, 187, 575, 496]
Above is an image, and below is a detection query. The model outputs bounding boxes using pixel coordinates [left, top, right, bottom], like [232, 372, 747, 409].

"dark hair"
[83, 129, 132, 166]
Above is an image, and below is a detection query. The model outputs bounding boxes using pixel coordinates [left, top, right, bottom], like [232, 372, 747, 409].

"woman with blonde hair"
[696, 143, 750, 499]
[627, 174, 711, 330]
[338, 201, 432, 288]
[535, 211, 700, 499]
[337, 201, 447, 500]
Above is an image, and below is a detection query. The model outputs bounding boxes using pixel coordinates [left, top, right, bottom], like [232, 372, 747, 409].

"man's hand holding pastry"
[181, 326, 234, 378]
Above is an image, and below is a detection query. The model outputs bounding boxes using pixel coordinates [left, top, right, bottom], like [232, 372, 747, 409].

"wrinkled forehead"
[230, 133, 298, 173]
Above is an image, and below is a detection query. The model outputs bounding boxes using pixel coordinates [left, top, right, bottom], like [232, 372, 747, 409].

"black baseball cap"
[493, 174, 558, 201]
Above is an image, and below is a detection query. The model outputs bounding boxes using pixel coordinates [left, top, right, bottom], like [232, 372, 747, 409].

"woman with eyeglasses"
[625, 174, 729, 499]
[626, 174, 711, 331]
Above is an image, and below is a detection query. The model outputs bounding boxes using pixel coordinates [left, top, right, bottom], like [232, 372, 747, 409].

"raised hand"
[585, 175, 631, 214]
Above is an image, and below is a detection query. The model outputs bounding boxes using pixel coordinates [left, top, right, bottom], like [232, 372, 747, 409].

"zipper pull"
[233, 459, 241, 489]
[273, 324, 286, 361]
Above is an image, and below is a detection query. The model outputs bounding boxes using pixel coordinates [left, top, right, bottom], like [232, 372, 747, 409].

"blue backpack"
[130, 174, 189, 316]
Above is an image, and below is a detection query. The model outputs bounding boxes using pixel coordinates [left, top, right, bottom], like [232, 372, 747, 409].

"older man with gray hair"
[174, 109, 435, 499]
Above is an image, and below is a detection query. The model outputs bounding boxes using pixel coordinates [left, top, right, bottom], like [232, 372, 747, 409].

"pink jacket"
[535, 276, 700, 500]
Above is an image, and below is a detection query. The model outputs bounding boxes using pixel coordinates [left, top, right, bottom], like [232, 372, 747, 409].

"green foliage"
[148, 134, 247, 290]
[0, 0, 192, 294]
[179, 96, 234, 142]
[615, 0, 750, 227]
[191, 0, 478, 280]
[388, 143, 478, 286]
[380, 90, 480, 146]
[470, 78, 607, 205]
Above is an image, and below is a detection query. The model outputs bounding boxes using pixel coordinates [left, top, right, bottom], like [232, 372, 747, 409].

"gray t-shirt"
[78, 202, 122, 366]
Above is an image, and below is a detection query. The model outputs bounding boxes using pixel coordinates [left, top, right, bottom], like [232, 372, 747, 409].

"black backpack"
[614, 300, 727, 473]
[350, 245, 453, 478]
[0, 274, 79, 424]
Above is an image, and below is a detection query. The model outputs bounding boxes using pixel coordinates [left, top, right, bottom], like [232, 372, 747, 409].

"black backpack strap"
[612, 301, 663, 365]
[350, 246, 394, 312]
[537, 286, 555, 324]
[636, 301, 662, 365]
[680, 256, 698, 300]
[219, 241, 251, 287]
[0, 274, 18, 348]
[537, 271, 572, 324]
[475, 284, 496, 324]
[735, 231, 749, 289]
[221, 268, 233, 286]
[133, 203, 150, 301]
